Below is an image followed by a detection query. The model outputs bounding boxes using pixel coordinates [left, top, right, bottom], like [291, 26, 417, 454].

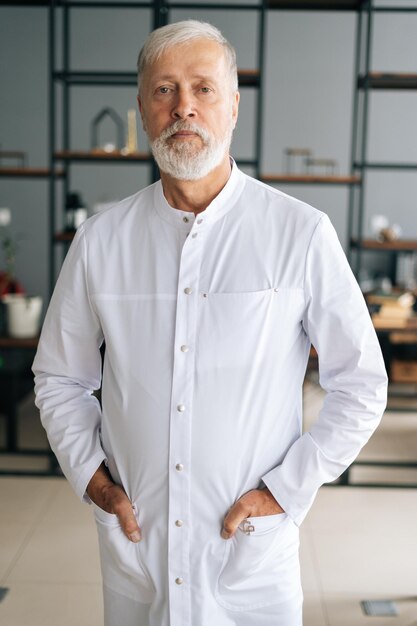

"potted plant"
[0, 207, 42, 338]
[0, 208, 24, 297]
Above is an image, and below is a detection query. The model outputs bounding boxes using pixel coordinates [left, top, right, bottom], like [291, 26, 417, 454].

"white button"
[177, 404, 186, 412]
[184, 287, 192, 295]
[192, 233, 198, 238]
[175, 577, 183, 585]
[183, 216, 189, 223]
[175, 519, 183, 527]
[274, 288, 279, 292]
[197, 218, 203, 224]
[176, 463, 184, 471]
[180, 345, 189, 353]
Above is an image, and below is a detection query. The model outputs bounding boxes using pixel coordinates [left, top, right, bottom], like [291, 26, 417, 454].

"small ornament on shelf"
[0, 149, 27, 168]
[370, 214, 402, 242]
[304, 157, 338, 176]
[0, 207, 24, 296]
[121, 109, 138, 155]
[0, 207, 44, 338]
[65, 192, 88, 232]
[283, 148, 312, 174]
[91, 107, 125, 155]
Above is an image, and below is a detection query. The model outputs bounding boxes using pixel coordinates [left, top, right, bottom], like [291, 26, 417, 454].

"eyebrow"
[151, 73, 218, 83]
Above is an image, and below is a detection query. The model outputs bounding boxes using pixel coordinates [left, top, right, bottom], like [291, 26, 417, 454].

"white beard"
[149, 120, 233, 181]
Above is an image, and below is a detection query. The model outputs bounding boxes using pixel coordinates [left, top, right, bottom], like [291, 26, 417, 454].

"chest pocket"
[196, 287, 305, 370]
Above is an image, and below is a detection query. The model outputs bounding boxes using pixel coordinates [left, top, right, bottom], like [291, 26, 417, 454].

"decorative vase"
[1, 294, 43, 338]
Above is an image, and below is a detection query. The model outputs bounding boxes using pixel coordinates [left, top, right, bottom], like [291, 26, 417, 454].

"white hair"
[137, 20, 238, 93]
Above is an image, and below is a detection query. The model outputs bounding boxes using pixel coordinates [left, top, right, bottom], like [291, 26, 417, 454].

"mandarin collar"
[154, 159, 245, 230]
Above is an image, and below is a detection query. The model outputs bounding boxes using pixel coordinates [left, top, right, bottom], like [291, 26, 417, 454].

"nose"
[171, 89, 195, 120]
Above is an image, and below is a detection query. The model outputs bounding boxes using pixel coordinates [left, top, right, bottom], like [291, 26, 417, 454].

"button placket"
[167, 225, 204, 625]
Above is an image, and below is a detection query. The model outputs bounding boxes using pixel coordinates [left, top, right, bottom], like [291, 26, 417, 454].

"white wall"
[1, 3, 417, 303]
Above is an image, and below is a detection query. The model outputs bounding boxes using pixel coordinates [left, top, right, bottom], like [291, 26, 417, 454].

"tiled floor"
[1, 380, 417, 625]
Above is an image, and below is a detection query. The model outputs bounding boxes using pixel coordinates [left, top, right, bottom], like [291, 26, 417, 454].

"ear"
[137, 95, 147, 131]
[231, 90, 240, 129]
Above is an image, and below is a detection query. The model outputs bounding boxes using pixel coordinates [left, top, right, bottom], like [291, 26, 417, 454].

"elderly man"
[33, 20, 387, 626]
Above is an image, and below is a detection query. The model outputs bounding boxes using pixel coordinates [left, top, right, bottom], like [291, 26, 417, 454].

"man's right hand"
[86, 462, 142, 543]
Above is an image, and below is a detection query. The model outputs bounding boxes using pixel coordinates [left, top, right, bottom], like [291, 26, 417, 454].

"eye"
[200, 86, 212, 93]
[157, 86, 171, 94]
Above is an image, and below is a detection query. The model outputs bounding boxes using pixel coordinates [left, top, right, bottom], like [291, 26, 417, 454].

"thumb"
[117, 500, 142, 543]
[221, 499, 249, 540]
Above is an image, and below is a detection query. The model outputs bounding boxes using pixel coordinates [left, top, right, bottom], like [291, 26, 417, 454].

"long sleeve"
[262, 214, 388, 526]
[32, 226, 106, 500]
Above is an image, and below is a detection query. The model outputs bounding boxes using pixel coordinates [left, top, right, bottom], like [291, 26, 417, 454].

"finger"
[114, 498, 142, 543]
[221, 499, 250, 540]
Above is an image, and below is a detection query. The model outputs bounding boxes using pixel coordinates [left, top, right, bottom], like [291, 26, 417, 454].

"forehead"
[143, 39, 229, 84]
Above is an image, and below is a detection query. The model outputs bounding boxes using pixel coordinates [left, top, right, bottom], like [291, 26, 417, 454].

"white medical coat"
[33, 162, 387, 626]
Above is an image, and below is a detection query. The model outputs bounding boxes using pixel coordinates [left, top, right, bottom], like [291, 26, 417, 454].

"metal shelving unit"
[344, 0, 417, 488]
[5, 0, 417, 483]
[348, 1, 417, 280]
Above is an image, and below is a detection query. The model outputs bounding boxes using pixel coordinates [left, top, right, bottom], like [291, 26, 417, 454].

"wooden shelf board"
[351, 238, 417, 251]
[359, 72, 417, 90]
[0, 336, 39, 349]
[261, 174, 361, 185]
[0, 167, 64, 178]
[54, 150, 152, 162]
[238, 69, 260, 87]
[372, 317, 417, 333]
[54, 232, 75, 242]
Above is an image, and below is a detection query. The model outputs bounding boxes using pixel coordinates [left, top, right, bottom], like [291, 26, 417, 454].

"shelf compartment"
[261, 173, 361, 185]
[0, 167, 64, 178]
[54, 150, 152, 162]
[351, 238, 417, 252]
[358, 72, 417, 90]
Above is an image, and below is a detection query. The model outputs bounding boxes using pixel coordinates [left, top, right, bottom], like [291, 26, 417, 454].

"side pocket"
[92, 502, 155, 603]
[215, 513, 301, 612]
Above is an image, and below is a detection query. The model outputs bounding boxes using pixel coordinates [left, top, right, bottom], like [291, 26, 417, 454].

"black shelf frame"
[348, 0, 417, 279]
[53, 69, 261, 87]
[358, 73, 417, 90]
[4, 0, 417, 482]
[345, 0, 417, 488]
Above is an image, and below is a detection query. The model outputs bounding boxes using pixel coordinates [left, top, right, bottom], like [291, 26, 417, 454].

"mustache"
[157, 121, 211, 143]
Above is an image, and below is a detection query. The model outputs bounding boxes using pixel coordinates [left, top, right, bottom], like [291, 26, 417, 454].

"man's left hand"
[221, 488, 284, 539]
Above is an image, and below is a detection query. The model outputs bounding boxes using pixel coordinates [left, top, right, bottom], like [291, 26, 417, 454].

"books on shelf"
[366, 289, 415, 308]
[366, 289, 416, 329]
[372, 316, 409, 330]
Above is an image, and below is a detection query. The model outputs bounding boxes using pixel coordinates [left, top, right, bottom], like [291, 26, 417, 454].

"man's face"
[138, 38, 240, 180]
